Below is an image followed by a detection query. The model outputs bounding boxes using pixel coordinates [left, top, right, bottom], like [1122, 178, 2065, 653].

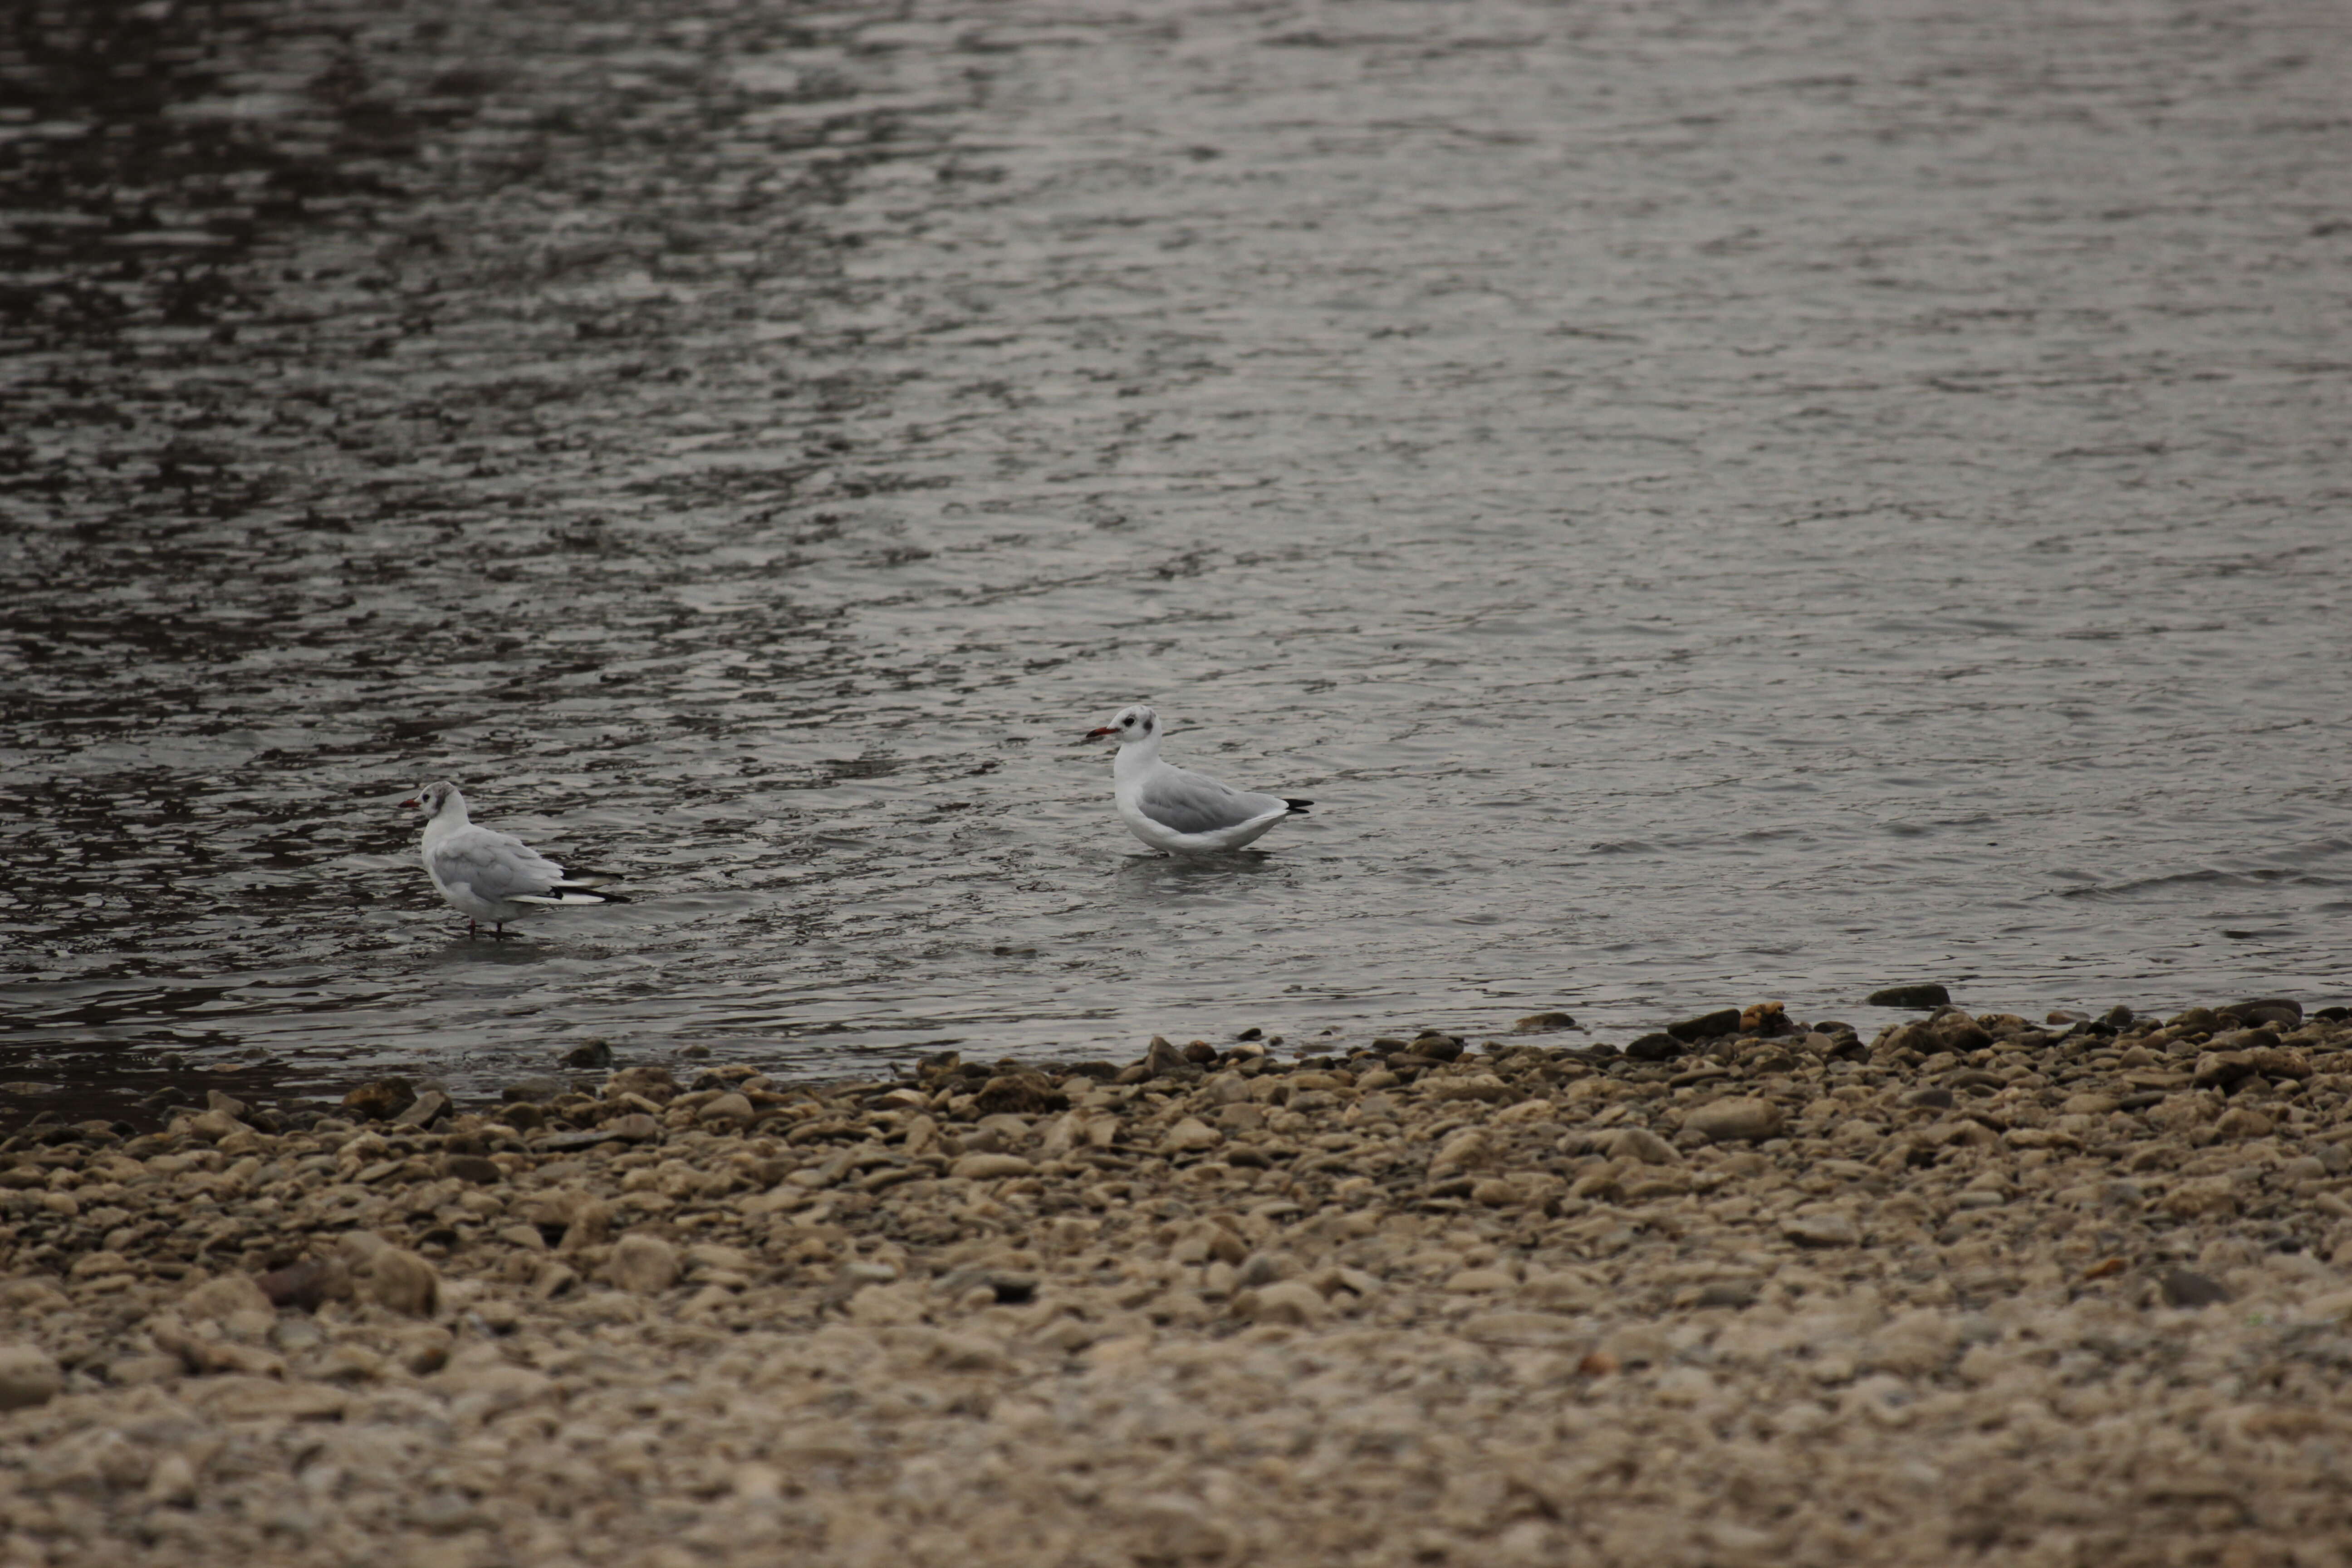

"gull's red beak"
[399, 795, 421, 809]
[1079, 726, 1115, 745]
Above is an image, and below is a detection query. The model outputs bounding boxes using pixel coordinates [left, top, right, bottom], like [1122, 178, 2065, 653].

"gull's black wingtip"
[1283, 798, 1313, 814]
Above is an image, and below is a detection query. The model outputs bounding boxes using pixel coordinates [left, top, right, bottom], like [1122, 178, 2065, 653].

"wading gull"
[400, 780, 625, 937]
[1081, 705, 1312, 855]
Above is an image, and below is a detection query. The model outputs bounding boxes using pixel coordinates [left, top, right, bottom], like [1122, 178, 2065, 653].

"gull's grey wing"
[1136, 768, 1287, 837]
[432, 826, 569, 900]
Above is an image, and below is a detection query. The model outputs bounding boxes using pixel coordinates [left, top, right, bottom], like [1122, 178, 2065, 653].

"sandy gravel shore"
[5, 1001, 2352, 1567]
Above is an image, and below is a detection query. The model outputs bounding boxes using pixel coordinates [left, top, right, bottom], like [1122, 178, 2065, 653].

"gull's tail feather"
[1283, 799, 1313, 814]
[511, 886, 627, 907]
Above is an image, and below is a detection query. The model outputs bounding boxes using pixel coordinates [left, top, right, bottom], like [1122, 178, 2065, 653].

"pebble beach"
[5, 1000, 2352, 1567]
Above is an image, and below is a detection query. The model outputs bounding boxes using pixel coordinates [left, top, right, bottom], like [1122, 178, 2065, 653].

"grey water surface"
[5, 0, 2350, 1106]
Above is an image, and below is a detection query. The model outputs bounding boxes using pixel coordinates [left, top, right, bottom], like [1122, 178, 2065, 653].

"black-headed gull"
[1081, 705, 1312, 855]
[400, 781, 625, 936]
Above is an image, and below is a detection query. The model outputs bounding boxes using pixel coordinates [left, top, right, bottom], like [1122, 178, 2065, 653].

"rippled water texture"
[5, 0, 2350, 1102]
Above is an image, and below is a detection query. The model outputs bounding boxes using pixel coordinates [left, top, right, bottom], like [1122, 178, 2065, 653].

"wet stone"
[1667, 1009, 1743, 1043]
[1622, 1034, 1684, 1062]
[393, 1089, 451, 1128]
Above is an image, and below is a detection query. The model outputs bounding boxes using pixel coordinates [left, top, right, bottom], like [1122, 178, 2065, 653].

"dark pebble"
[1868, 984, 1951, 1009]
[2159, 1268, 2232, 1309]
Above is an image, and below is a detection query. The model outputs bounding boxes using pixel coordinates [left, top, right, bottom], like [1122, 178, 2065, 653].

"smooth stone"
[1513, 1012, 1577, 1033]
[1604, 1127, 1681, 1166]
[1782, 1212, 1861, 1248]
[1233, 1280, 1326, 1325]
[2159, 1268, 2232, 1309]
[1666, 1008, 1742, 1043]
[0, 1344, 63, 1411]
[701, 1091, 756, 1124]
[606, 1233, 681, 1294]
[392, 1089, 451, 1128]
[1868, 984, 1952, 1009]
[950, 1153, 1036, 1181]
[340, 1234, 440, 1318]
[1161, 1117, 1224, 1154]
[1684, 1098, 1785, 1143]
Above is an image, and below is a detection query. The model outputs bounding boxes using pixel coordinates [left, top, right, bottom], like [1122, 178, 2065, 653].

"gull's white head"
[399, 780, 464, 816]
[1083, 705, 1161, 747]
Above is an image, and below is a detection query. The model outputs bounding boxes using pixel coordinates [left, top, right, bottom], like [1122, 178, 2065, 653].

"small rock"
[1514, 1012, 1577, 1033]
[563, 1039, 616, 1069]
[397, 1325, 453, 1375]
[1782, 1212, 1861, 1248]
[182, 1273, 273, 1322]
[1132, 1495, 1235, 1560]
[604, 1112, 664, 1143]
[1235, 1251, 1294, 1289]
[187, 1377, 349, 1423]
[1603, 1127, 1681, 1165]
[1470, 1178, 1525, 1207]
[1868, 984, 1951, 1009]
[186, 1108, 246, 1141]
[605, 1234, 680, 1295]
[1666, 1008, 1743, 1043]
[1235, 1280, 1327, 1326]
[603, 1065, 678, 1103]
[146, 1451, 198, 1508]
[262, 1250, 343, 1316]
[445, 1154, 504, 1185]
[974, 1071, 1063, 1116]
[1446, 1267, 1515, 1293]
[392, 1089, 450, 1128]
[340, 1078, 414, 1121]
[0, 1344, 63, 1411]
[1426, 1073, 1514, 1103]
[2161, 1176, 2240, 1219]
[700, 1091, 755, 1125]
[1161, 1117, 1224, 1154]
[1142, 1037, 1192, 1079]
[340, 1235, 440, 1318]
[2159, 1269, 2232, 1308]
[951, 1153, 1035, 1181]
[2224, 998, 2302, 1029]
[1622, 1034, 1684, 1062]
[1684, 1098, 1784, 1143]
[2212, 1106, 2274, 1140]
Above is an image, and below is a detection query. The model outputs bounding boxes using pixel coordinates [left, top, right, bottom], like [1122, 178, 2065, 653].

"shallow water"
[5, 0, 2350, 1105]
